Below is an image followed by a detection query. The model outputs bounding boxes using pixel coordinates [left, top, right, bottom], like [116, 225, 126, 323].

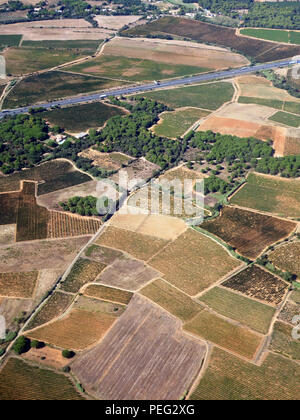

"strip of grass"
[239, 96, 300, 116]
[22, 40, 101, 52]
[240, 28, 290, 44]
[0, 34, 22, 49]
[198, 286, 275, 334]
[40, 102, 127, 132]
[137, 82, 234, 110]
[67, 54, 209, 82]
[269, 110, 300, 127]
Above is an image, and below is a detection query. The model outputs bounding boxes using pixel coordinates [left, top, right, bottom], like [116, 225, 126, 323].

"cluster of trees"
[198, 0, 253, 17]
[0, 0, 30, 12]
[95, 98, 184, 169]
[12, 336, 45, 355]
[204, 175, 231, 195]
[257, 254, 296, 283]
[244, 2, 300, 29]
[256, 155, 300, 178]
[60, 195, 98, 216]
[0, 114, 49, 174]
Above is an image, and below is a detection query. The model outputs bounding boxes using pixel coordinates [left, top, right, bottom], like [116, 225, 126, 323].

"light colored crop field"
[0, 224, 15, 245]
[96, 225, 169, 261]
[198, 287, 275, 334]
[25, 291, 74, 331]
[153, 108, 210, 138]
[0, 271, 38, 299]
[270, 321, 300, 361]
[94, 15, 141, 30]
[137, 82, 234, 110]
[222, 264, 288, 306]
[71, 294, 207, 400]
[110, 213, 187, 241]
[47, 211, 101, 239]
[269, 111, 300, 128]
[0, 357, 84, 400]
[201, 206, 296, 260]
[231, 172, 300, 218]
[105, 37, 248, 69]
[269, 242, 300, 278]
[148, 228, 242, 296]
[79, 149, 131, 170]
[61, 258, 106, 293]
[83, 284, 133, 305]
[184, 310, 262, 360]
[140, 278, 203, 322]
[190, 347, 300, 400]
[22, 346, 69, 370]
[28, 308, 118, 350]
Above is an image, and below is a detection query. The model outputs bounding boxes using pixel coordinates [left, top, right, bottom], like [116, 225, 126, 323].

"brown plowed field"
[201, 207, 296, 259]
[71, 294, 207, 400]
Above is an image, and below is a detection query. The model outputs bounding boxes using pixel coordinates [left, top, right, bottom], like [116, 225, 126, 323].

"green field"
[3, 71, 125, 109]
[66, 54, 209, 82]
[240, 28, 290, 43]
[0, 34, 22, 50]
[190, 347, 300, 400]
[137, 82, 234, 110]
[198, 286, 275, 334]
[238, 96, 300, 115]
[153, 108, 210, 138]
[231, 172, 300, 218]
[22, 40, 101, 53]
[40, 102, 127, 132]
[0, 357, 84, 400]
[269, 110, 300, 127]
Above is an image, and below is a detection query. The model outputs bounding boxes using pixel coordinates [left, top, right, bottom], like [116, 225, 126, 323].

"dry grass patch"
[201, 206, 296, 260]
[149, 228, 241, 296]
[96, 225, 169, 261]
[184, 310, 262, 360]
[60, 258, 106, 293]
[0, 271, 38, 299]
[140, 278, 203, 322]
[190, 347, 300, 400]
[22, 346, 68, 370]
[0, 224, 15, 245]
[222, 265, 288, 306]
[269, 242, 300, 278]
[79, 149, 131, 171]
[270, 321, 300, 361]
[198, 286, 275, 334]
[83, 284, 133, 305]
[85, 244, 123, 264]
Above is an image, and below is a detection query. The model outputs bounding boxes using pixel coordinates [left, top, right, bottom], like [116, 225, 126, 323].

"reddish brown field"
[0, 191, 19, 225]
[71, 295, 207, 400]
[201, 207, 296, 259]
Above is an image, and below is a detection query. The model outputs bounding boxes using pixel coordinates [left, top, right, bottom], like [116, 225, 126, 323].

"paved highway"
[0, 58, 299, 119]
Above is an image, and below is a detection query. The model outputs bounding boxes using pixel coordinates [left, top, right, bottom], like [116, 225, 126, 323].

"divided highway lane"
[0, 59, 298, 119]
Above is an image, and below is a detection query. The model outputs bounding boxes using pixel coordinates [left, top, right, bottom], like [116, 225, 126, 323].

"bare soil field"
[149, 228, 241, 296]
[184, 309, 262, 360]
[97, 255, 160, 291]
[0, 20, 113, 41]
[278, 299, 300, 326]
[124, 17, 300, 62]
[84, 244, 123, 265]
[71, 294, 206, 400]
[28, 308, 119, 350]
[105, 37, 249, 69]
[0, 357, 84, 400]
[230, 173, 300, 218]
[222, 265, 288, 306]
[79, 149, 132, 171]
[190, 347, 300, 400]
[0, 297, 33, 329]
[110, 214, 187, 241]
[198, 286, 276, 334]
[111, 158, 160, 185]
[198, 115, 262, 139]
[269, 242, 300, 278]
[0, 224, 15, 245]
[60, 258, 106, 294]
[22, 346, 68, 370]
[96, 226, 169, 261]
[94, 15, 141, 30]
[0, 271, 38, 299]
[0, 236, 90, 272]
[47, 211, 101, 239]
[83, 284, 133, 305]
[25, 291, 74, 331]
[270, 321, 300, 361]
[140, 278, 203, 322]
[201, 207, 296, 260]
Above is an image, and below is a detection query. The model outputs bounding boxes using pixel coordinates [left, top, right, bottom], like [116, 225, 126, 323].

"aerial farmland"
[0, 1, 299, 403]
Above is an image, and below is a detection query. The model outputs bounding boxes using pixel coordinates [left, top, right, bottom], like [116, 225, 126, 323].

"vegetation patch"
[269, 111, 300, 128]
[269, 242, 300, 279]
[240, 28, 290, 43]
[0, 34, 22, 49]
[61, 258, 106, 294]
[201, 206, 296, 259]
[230, 173, 300, 218]
[0, 357, 84, 400]
[184, 309, 262, 360]
[148, 228, 241, 296]
[190, 347, 300, 400]
[198, 286, 275, 334]
[222, 265, 288, 306]
[137, 82, 234, 110]
[140, 278, 203, 322]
